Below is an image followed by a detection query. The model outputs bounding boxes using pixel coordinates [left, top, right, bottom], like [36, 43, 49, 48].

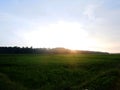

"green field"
[0, 54, 120, 90]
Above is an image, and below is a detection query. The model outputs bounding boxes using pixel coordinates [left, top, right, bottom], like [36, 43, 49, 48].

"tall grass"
[0, 54, 120, 90]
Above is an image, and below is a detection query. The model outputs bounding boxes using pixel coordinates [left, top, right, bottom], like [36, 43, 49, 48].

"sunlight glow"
[23, 21, 99, 50]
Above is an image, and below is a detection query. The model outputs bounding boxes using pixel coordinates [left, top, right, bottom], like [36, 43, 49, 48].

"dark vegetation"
[0, 46, 108, 54]
[0, 47, 120, 90]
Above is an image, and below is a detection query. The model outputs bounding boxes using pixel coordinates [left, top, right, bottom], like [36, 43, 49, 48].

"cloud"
[83, 4, 98, 21]
[21, 20, 100, 50]
[81, 1, 120, 52]
[0, 0, 120, 52]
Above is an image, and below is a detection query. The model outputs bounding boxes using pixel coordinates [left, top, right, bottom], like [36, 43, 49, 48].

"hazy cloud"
[0, 0, 120, 52]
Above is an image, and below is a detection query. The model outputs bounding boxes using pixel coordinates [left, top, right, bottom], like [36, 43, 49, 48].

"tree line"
[0, 46, 109, 54]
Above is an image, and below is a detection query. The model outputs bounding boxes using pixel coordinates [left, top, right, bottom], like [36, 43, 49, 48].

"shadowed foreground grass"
[0, 54, 120, 90]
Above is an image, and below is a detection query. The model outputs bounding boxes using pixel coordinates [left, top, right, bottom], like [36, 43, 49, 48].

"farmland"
[0, 54, 120, 90]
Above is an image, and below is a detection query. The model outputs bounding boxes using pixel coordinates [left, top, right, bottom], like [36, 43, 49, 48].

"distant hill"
[0, 46, 109, 54]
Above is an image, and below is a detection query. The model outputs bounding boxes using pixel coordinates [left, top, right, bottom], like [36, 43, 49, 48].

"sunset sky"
[0, 0, 120, 53]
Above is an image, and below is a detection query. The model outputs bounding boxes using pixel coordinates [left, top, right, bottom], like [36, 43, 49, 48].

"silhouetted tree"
[0, 46, 109, 54]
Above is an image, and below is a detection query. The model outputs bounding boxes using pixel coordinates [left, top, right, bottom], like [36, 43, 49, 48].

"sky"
[0, 0, 120, 53]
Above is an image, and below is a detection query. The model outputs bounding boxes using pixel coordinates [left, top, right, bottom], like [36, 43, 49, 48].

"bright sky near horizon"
[0, 0, 120, 53]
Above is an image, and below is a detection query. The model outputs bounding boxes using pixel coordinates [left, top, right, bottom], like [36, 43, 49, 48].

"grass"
[0, 54, 120, 90]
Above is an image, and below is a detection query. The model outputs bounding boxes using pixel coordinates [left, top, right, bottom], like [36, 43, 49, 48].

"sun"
[23, 20, 99, 51]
